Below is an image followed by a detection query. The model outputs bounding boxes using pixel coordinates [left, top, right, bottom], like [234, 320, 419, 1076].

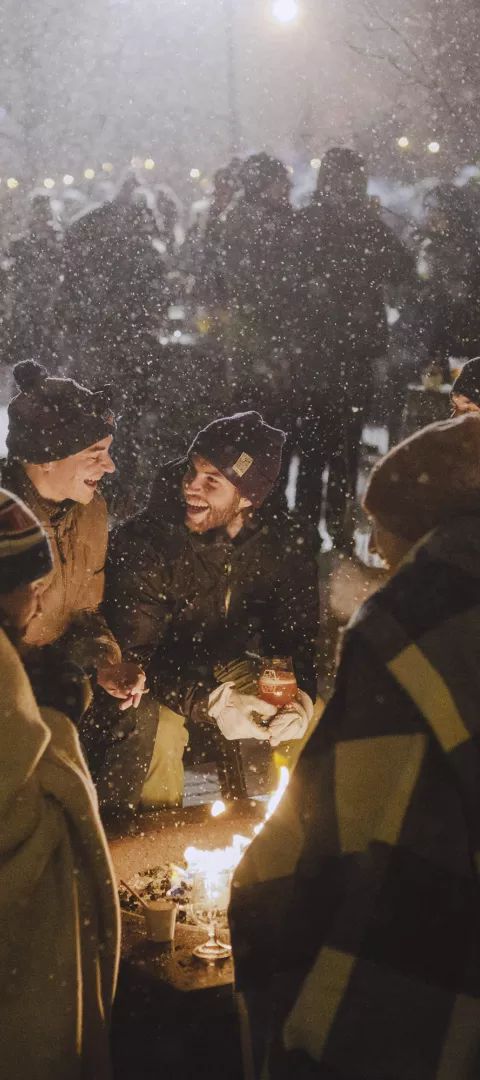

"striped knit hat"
[0, 488, 52, 594]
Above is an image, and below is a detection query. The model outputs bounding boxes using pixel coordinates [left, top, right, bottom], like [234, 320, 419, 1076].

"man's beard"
[185, 492, 243, 534]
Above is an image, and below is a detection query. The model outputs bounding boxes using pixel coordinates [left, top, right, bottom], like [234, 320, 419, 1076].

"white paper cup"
[144, 900, 177, 943]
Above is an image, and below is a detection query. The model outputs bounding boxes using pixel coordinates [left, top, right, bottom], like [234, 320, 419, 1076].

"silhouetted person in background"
[295, 148, 414, 547]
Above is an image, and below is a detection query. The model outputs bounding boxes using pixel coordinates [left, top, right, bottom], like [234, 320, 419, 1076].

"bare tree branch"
[347, 0, 456, 119]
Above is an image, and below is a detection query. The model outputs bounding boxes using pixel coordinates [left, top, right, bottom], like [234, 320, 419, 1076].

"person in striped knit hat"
[0, 487, 120, 1079]
[0, 486, 52, 638]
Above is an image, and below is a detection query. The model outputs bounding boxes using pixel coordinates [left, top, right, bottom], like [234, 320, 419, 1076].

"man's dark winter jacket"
[105, 462, 319, 721]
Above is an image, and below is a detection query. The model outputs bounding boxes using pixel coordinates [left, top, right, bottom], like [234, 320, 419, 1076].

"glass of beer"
[258, 657, 298, 709]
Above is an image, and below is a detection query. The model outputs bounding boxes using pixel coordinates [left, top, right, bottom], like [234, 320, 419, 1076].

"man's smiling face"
[30, 435, 116, 505]
[182, 455, 251, 535]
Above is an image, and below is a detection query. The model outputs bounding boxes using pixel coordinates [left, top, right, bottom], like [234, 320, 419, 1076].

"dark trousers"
[80, 693, 159, 814]
[294, 398, 363, 537]
[292, 358, 372, 540]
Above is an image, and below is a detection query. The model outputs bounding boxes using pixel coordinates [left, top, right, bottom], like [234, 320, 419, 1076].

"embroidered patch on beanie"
[232, 452, 254, 478]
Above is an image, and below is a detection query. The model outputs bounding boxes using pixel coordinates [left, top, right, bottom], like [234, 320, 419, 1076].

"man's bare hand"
[96, 662, 147, 711]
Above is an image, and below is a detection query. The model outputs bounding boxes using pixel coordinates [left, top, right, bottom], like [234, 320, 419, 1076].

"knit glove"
[208, 682, 276, 741]
[267, 690, 314, 747]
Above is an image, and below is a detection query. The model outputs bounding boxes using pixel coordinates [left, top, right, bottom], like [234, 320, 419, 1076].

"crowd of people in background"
[3, 148, 480, 542]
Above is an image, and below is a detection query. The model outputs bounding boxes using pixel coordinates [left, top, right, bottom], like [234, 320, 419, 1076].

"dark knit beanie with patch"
[7, 361, 116, 463]
[0, 487, 52, 594]
[188, 411, 286, 507]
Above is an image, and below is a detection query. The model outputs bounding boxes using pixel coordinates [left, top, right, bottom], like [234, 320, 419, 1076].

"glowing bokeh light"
[84, 167, 96, 179]
[63, 174, 74, 186]
[190, 167, 201, 179]
[428, 141, 440, 154]
[310, 157, 321, 169]
[102, 162, 113, 173]
[272, 0, 300, 24]
[144, 157, 155, 170]
[397, 136, 410, 149]
[43, 177, 55, 189]
[7, 177, 19, 190]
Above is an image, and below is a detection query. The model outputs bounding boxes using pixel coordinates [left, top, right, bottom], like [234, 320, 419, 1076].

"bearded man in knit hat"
[0, 487, 119, 1079]
[103, 411, 319, 812]
[2, 359, 145, 712]
[230, 414, 480, 1080]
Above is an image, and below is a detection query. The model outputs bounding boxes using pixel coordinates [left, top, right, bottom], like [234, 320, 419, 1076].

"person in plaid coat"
[230, 414, 480, 1080]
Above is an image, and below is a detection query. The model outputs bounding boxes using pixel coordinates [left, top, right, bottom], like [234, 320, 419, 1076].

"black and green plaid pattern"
[230, 513, 480, 1079]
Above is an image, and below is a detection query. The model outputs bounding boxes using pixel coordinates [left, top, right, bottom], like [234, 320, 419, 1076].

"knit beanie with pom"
[7, 361, 116, 463]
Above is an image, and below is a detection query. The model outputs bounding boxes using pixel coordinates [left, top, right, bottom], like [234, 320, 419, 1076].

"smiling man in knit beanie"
[1, 359, 145, 717]
[102, 411, 320, 814]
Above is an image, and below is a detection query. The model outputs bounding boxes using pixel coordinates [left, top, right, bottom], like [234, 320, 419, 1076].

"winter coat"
[296, 198, 414, 391]
[230, 511, 480, 1079]
[417, 230, 480, 366]
[105, 461, 319, 721]
[0, 625, 119, 1079]
[0, 460, 121, 672]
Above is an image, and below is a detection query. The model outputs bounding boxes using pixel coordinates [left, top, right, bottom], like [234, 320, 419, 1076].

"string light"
[6, 177, 18, 190]
[63, 174, 74, 186]
[428, 140, 440, 154]
[397, 136, 410, 149]
[144, 157, 155, 170]
[84, 167, 95, 179]
[43, 178, 55, 189]
[190, 168, 201, 179]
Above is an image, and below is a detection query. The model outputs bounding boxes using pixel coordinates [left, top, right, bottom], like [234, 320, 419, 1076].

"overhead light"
[272, 0, 300, 24]
[6, 177, 19, 190]
[144, 157, 155, 170]
[84, 167, 96, 179]
[63, 174, 74, 186]
[102, 162, 113, 173]
[43, 177, 55, 189]
[310, 157, 321, 169]
[397, 136, 410, 149]
[428, 141, 440, 154]
[190, 168, 201, 179]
